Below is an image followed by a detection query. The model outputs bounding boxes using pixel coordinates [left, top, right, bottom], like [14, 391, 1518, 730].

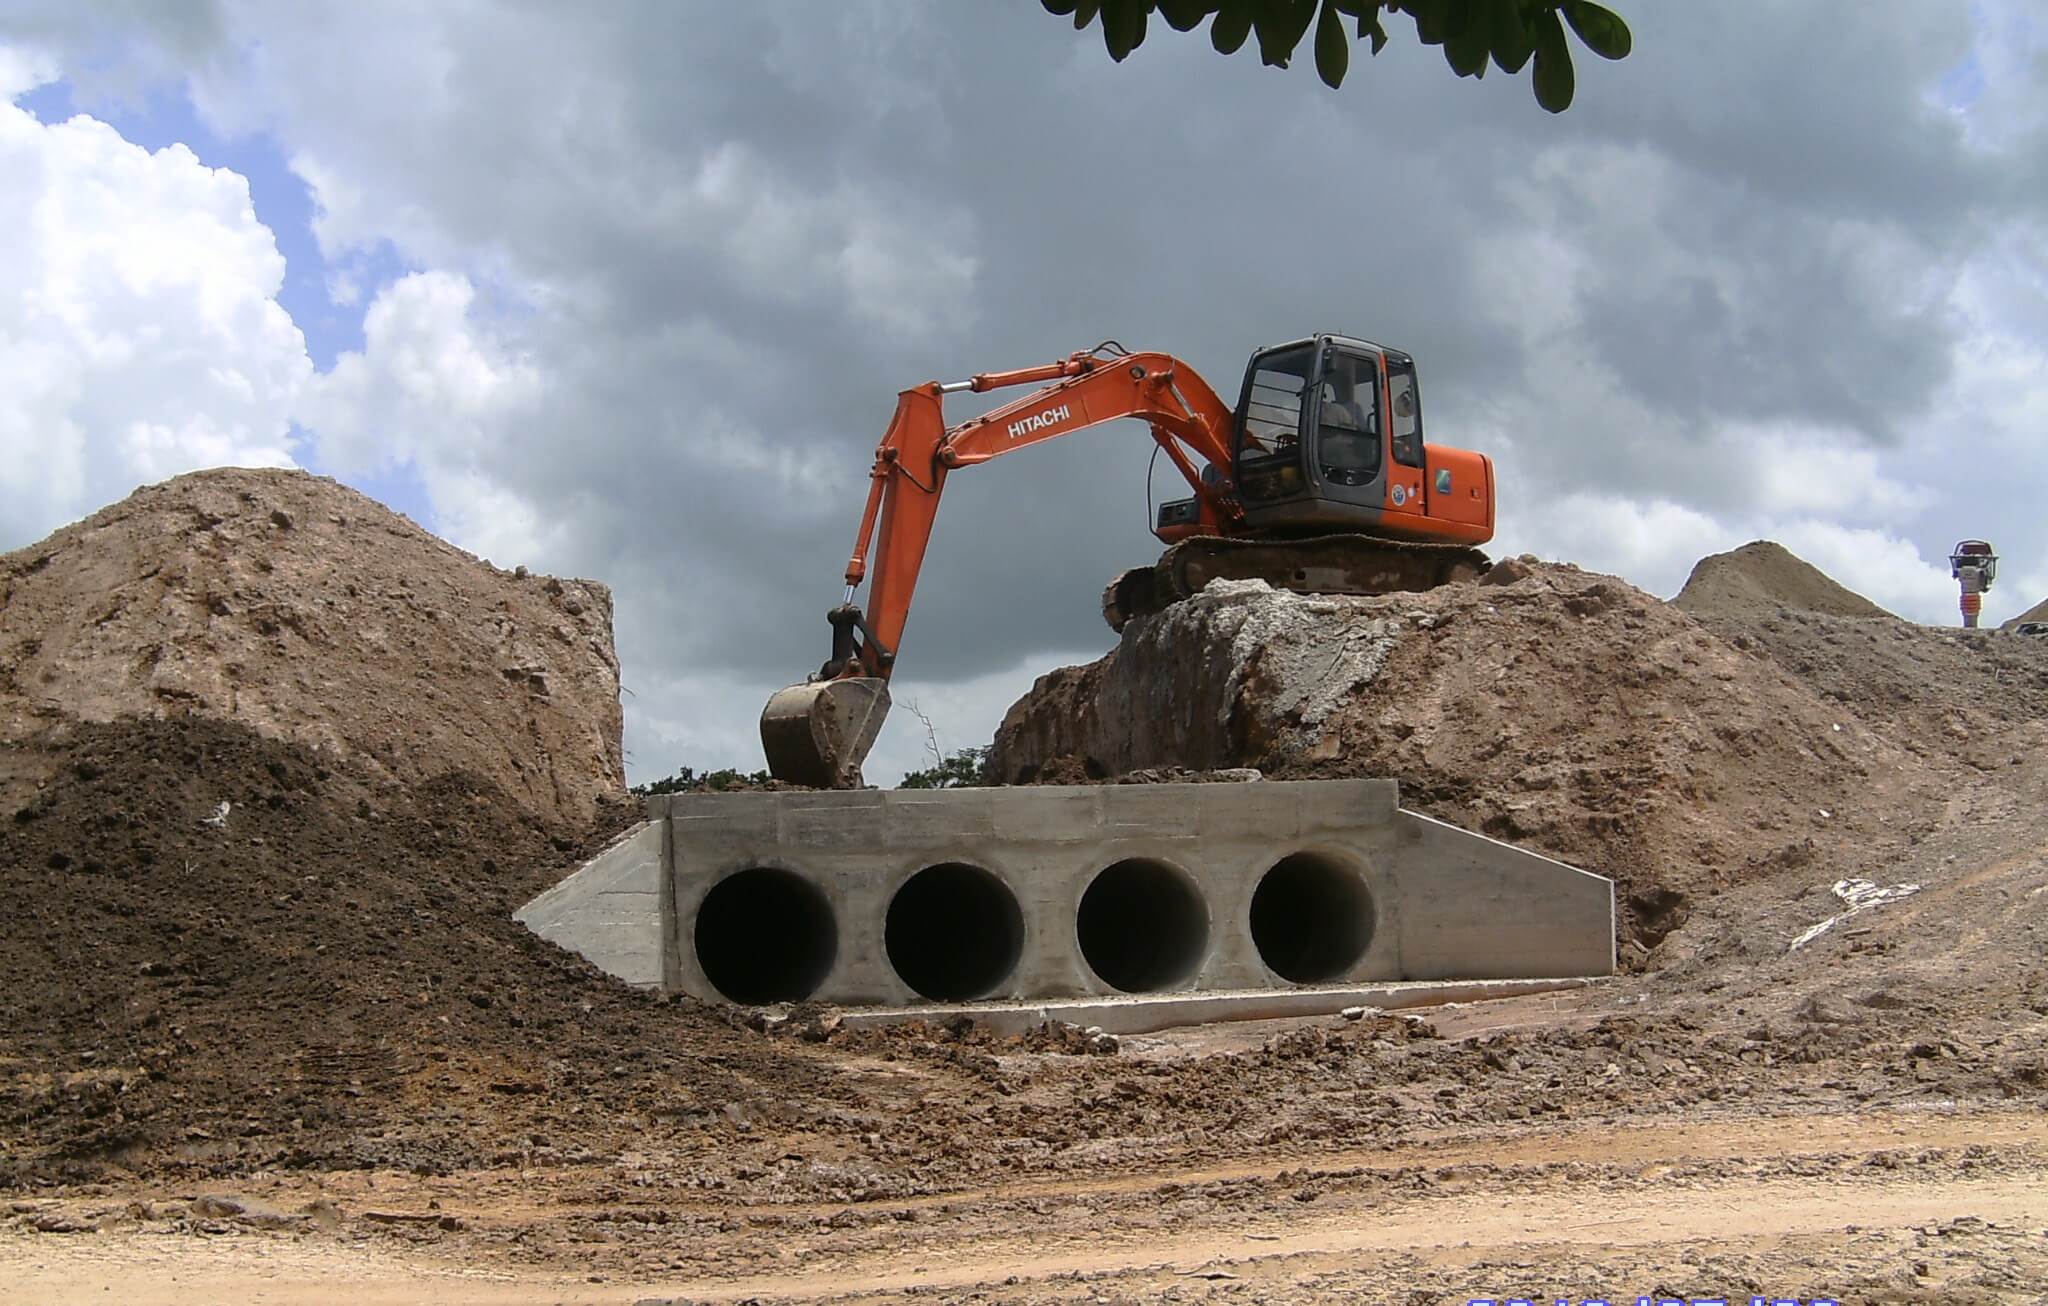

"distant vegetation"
[628, 747, 991, 792]
[630, 765, 771, 795]
[899, 746, 994, 790]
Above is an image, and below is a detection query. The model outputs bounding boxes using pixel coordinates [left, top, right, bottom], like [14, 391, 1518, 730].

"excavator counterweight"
[762, 335, 1498, 787]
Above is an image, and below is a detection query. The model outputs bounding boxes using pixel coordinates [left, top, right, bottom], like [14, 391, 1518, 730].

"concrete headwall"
[513, 820, 669, 989]
[518, 780, 1613, 1008]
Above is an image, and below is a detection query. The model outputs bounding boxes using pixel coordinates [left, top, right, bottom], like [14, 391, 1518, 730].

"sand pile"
[1672, 540, 1891, 620]
[2004, 596, 2048, 630]
[0, 468, 624, 826]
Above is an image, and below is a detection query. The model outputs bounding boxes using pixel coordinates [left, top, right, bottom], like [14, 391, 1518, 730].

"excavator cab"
[1227, 335, 1413, 533]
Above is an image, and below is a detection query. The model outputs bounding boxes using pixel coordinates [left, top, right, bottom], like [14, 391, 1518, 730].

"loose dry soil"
[0, 468, 623, 827]
[4, 486, 2046, 1303]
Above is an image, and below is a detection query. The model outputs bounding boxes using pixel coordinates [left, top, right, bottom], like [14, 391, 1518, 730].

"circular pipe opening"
[694, 867, 837, 1004]
[1250, 852, 1374, 983]
[1076, 858, 1210, 993]
[885, 863, 1025, 1001]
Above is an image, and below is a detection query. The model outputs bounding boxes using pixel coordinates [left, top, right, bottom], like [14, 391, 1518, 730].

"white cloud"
[295, 269, 547, 562]
[0, 70, 307, 548]
[0, 42, 55, 99]
[1501, 493, 1739, 600]
[1745, 431, 1917, 519]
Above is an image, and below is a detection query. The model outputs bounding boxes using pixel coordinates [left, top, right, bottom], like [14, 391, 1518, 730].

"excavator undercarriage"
[1101, 534, 1491, 632]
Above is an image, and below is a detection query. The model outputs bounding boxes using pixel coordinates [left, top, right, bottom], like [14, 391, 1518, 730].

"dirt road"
[7, 1106, 2044, 1303]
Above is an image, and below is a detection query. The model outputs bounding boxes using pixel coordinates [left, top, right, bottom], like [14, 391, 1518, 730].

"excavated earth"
[0, 468, 623, 827]
[2007, 594, 2048, 630]
[992, 550, 2048, 960]
[3, 490, 2047, 1303]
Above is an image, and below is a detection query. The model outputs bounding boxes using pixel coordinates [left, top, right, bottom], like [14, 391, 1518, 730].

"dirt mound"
[2004, 595, 2048, 630]
[989, 558, 2048, 951]
[0, 715, 837, 1183]
[0, 468, 624, 826]
[1672, 539, 1892, 620]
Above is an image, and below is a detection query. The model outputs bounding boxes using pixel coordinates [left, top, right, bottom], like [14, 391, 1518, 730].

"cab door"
[1382, 354, 1427, 520]
[1386, 351, 1491, 533]
[1305, 344, 1386, 515]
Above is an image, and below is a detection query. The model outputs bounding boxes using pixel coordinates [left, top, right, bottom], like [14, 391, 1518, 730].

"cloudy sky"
[2, 2, 2044, 786]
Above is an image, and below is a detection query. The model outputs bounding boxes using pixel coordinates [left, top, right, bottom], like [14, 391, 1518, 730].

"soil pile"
[0, 468, 623, 826]
[992, 555, 2048, 949]
[1672, 539, 1892, 620]
[0, 715, 836, 1183]
[2004, 595, 2048, 630]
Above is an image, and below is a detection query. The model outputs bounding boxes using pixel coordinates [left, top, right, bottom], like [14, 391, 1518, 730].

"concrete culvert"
[694, 867, 837, 1004]
[1077, 858, 1209, 993]
[1251, 852, 1374, 983]
[885, 863, 1025, 1001]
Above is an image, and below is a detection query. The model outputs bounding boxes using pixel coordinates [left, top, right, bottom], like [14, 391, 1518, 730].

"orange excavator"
[761, 334, 1496, 787]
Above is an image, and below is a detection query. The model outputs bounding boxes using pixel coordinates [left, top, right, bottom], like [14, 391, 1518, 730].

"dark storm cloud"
[244, 6, 2021, 676]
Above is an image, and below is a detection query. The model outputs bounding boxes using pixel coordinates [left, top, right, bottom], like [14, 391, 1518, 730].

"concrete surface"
[821, 976, 1600, 1036]
[518, 780, 1614, 1014]
[512, 820, 669, 989]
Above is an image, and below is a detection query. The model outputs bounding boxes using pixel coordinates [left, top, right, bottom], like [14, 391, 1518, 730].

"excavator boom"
[760, 346, 1238, 787]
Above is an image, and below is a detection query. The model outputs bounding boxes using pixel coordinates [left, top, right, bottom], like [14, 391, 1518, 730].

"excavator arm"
[761, 346, 1240, 787]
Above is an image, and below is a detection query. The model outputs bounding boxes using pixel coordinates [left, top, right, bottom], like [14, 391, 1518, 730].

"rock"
[301, 1199, 345, 1231]
[989, 580, 1400, 778]
[1481, 556, 1535, 586]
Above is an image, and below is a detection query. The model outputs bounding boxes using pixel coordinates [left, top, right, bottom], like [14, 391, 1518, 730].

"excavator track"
[1102, 534, 1490, 632]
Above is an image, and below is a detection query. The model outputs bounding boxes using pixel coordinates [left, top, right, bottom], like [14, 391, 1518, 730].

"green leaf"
[1486, 0, 1534, 74]
[1042, 0, 1081, 14]
[1100, 0, 1148, 60]
[1252, 0, 1317, 69]
[1405, 0, 1451, 46]
[1314, 0, 1350, 86]
[1073, 0, 1102, 31]
[1442, 9, 1490, 78]
[1561, 0, 1631, 59]
[1211, 0, 1254, 53]
[1158, 0, 1215, 32]
[1359, 5, 1388, 54]
[1531, 7, 1575, 112]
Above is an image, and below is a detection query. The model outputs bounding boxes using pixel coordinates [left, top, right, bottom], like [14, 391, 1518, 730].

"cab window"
[1315, 351, 1380, 487]
[1388, 360, 1423, 468]
[1240, 348, 1311, 450]
[1235, 346, 1312, 502]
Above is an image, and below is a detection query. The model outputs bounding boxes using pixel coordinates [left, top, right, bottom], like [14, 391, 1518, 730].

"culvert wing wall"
[518, 780, 1615, 1008]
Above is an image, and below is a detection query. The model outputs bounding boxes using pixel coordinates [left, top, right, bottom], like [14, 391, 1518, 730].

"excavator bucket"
[760, 677, 891, 789]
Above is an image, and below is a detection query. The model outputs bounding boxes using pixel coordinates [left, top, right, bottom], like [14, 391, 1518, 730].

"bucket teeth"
[760, 677, 891, 788]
